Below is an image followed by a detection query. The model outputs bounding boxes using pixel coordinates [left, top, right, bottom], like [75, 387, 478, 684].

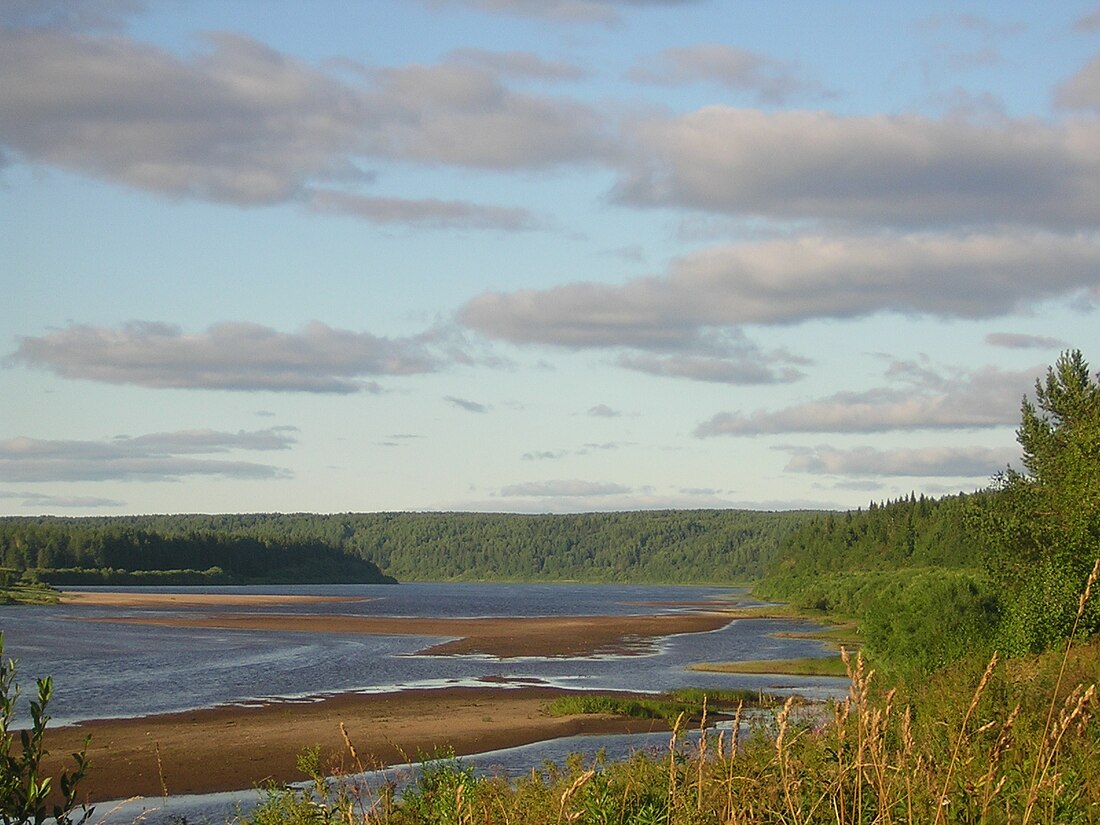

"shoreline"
[42, 686, 673, 804]
[38, 589, 738, 804]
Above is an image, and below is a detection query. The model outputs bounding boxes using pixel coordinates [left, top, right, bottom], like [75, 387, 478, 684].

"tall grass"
[237, 560, 1099, 824]
[242, 639, 1098, 824]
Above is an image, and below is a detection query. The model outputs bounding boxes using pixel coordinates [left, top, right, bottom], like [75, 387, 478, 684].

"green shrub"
[0, 634, 91, 825]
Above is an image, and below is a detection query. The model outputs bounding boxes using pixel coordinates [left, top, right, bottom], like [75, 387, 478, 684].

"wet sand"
[43, 686, 671, 803]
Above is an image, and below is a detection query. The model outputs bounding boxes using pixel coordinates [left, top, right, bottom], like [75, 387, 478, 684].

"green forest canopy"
[0, 508, 812, 585]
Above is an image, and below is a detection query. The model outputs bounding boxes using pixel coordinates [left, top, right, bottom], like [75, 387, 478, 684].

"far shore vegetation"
[2, 350, 1097, 823]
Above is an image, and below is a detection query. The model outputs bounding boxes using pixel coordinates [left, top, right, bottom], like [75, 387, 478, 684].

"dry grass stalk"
[667, 711, 685, 812]
[1022, 556, 1100, 825]
[340, 721, 362, 773]
[154, 741, 168, 799]
[901, 705, 915, 825]
[696, 694, 708, 812]
[934, 651, 998, 825]
[556, 768, 594, 824]
[775, 696, 802, 825]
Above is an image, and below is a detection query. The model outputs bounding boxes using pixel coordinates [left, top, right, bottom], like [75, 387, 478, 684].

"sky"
[2, 0, 1099, 516]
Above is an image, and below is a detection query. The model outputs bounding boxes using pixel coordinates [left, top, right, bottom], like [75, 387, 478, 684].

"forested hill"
[0, 509, 814, 585]
[755, 350, 1100, 673]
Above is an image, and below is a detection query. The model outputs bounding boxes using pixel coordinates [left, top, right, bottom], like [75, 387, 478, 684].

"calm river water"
[0, 582, 848, 822]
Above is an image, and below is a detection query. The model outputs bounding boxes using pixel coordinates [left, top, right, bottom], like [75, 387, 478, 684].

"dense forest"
[760, 349, 1100, 672]
[0, 524, 395, 585]
[0, 508, 811, 586]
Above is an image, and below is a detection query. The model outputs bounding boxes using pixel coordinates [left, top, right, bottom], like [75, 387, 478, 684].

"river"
[0, 582, 847, 822]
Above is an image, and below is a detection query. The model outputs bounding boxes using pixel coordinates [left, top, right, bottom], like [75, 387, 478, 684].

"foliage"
[0, 521, 395, 585]
[0, 580, 58, 607]
[545, 689, 756, 725]
[0, 509, 813, 585]
[756, 505, 1000, 674]
[756, 350, 1100, 672]
[975, 349, 1100, 654]
[860, 569, 1001, 675]
[0, 634, 90, 825]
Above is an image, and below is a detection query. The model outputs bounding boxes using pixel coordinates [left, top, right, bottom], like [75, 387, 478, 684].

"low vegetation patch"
[0, 581, 59, 606]
[690, 656, 848, 677]
[545, 688, 766, 724]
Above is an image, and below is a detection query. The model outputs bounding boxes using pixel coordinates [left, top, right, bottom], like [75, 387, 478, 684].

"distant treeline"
[756, 492, 999, 673]
[0, 522, 396, 585]
[0, 509, 813, 585]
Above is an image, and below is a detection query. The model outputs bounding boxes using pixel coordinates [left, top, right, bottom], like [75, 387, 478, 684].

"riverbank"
[42, 686, 672, 802]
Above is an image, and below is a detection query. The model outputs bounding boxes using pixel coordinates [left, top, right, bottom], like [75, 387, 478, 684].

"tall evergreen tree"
[983, 349, 1100, 652]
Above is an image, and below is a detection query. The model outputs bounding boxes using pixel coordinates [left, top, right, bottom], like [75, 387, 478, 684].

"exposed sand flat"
[42, 686, 670, 803]
[88, 611, 734, 657]
[60, 590, 371, 607]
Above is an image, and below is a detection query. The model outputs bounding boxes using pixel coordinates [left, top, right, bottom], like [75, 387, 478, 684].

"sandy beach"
[38, 590, 729, 803]
[42, 686, 672, 803]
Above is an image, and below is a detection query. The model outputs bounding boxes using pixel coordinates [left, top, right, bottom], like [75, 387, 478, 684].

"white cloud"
[419, 0, 700, 26]
[443, 488, 843, 512]
[460, 232, 1100, 344]
[445, 395, 489, 413]
[1056, 55, 1100, 111]
[362, 61, 610, 168]
[1074, 8, 1100, 32]
[307, 188, 538, 230]
[500, 479, 632, 496]
[781, 445, 1019, 477]
[0, 28, 610, 205]
[985, 332, 1068, 350]
[629, 43, 828, 104]
[0, 30, 371, 203]
[615, 352, 803, 384]
[522, 450, 569, 460]
[615, 107, 1100, 228]
[695, 362, 1037, 436]
[0, 0, 143, 32]
[0, 490, 125, 508]
[9, 321, 448, 393]
[0, 428, 295, 482]
[447, 48, 588, 81]
[587, 404, 621, 417]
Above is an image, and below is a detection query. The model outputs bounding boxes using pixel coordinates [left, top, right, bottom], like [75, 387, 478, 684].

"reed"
[239, 632, 1098, 825]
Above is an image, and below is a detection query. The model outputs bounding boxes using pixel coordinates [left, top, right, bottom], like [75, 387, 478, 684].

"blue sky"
[2, 0, 1099, 515]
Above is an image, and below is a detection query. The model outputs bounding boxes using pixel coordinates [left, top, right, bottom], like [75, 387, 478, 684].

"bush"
[0, 634, 91, 825]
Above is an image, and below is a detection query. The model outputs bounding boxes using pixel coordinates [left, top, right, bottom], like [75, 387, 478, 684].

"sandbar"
[42, 686, 671, 804]
[88, 612, 734, 658]
[60, 591, 370, 607]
